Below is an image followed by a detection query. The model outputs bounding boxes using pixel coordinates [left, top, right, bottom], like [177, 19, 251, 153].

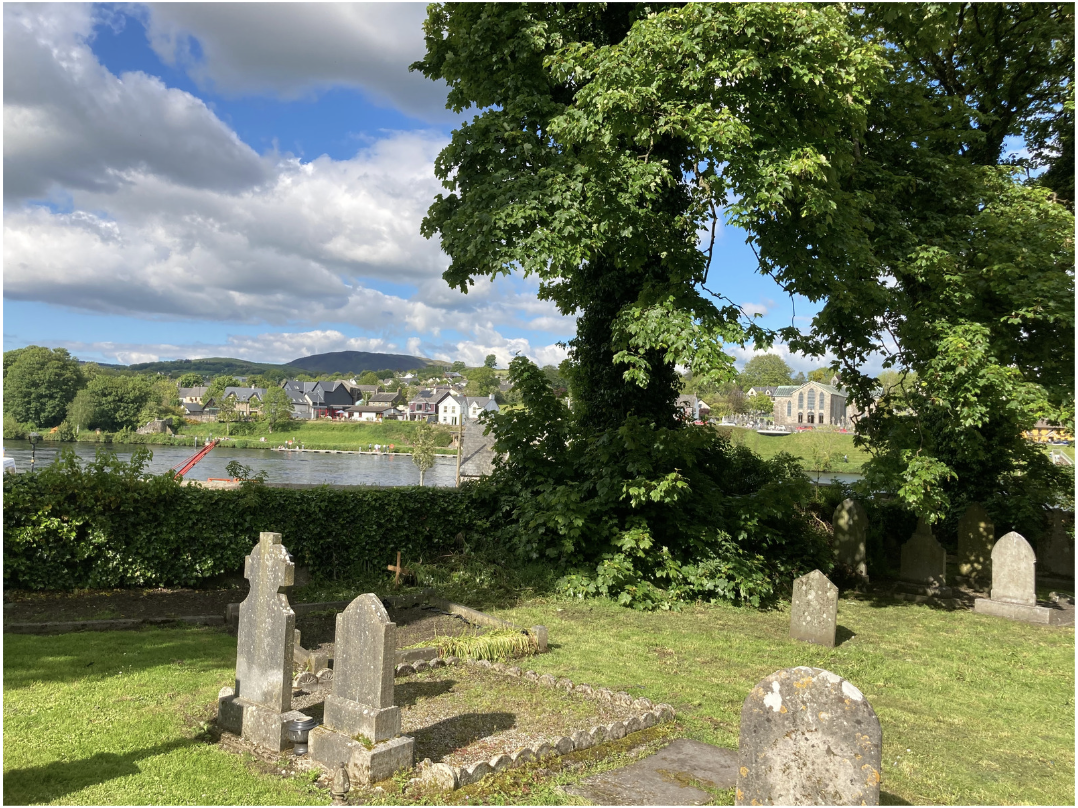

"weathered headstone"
[736, 667, 881, 806]
[1040, 509, 1075, 579]
[899, 517, 948, 593]
[956, 503, 994, 583]
[833, 499, 868, 581]
[974, 532, 1071, 625]
[789, 570, 838, 648]
[218, 532, 306, 750]
[310, 594, 414, 784]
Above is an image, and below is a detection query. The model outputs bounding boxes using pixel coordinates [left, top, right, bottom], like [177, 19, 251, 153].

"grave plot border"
[389, 657, 677, 791]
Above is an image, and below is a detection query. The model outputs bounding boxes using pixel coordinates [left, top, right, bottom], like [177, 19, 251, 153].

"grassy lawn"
[5, 595, 1073, 805]
[720, 426, 871, 473]
[174, 420, 456, 452]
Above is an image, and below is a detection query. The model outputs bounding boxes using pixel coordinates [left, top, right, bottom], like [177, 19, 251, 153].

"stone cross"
[789, 570, 838, 648]
[736, 667, 882, 806]
[990, 532, 1037, 606]
[310, 593, 414, 785]
[899, 517, 947, 590]
[833, 499, 868, 581]
[957, 503, 994, 583]
[217, 532, 306, 751]
[235, 532, 296, 711]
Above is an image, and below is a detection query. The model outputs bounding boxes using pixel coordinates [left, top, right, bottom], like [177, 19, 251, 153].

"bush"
[4, 414, 31, 440]
[3, 446, 498, 591]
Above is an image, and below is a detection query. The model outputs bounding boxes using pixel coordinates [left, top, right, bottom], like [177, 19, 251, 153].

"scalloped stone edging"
[402, 656, 676, 791]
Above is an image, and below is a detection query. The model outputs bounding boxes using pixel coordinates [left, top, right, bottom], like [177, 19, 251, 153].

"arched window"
[819, 412, 826, 425]
[807, 389, 816, 410]
[819, 393, 826, 412]
[786, 401, 792, 417]
[798, 412, 803, 423]
[798, 392, 804, 409]
[808, 412, 815, 424]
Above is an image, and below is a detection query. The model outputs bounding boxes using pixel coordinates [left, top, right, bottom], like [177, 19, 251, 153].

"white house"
[437, 393, 466, 426]
[464, 396, 499, 420]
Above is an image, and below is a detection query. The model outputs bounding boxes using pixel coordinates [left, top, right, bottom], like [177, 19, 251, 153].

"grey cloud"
[3, 4, 269, 203]
[144, 3, 453, 121]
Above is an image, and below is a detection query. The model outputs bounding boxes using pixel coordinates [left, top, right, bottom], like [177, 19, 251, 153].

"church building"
[769, 378, 860, 428]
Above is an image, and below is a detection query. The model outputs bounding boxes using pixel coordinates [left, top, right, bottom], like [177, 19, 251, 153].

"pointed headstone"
[833, 499, 868, 581]
[218, 532, 306, 750]
[990, 531, 1037, 606]
[899, 517, 947, 590]
[736, 667, 881, 806]
[957, 503, 994, 583]
[789, 570, 838, 648]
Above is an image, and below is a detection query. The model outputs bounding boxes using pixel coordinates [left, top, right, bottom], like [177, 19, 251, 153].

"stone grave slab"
[974, 531, 1072, 626]
[218, 532, 306, 751]
[833, 499, 869, 581]
[736, 667, 881, 806]
[789, 570, 838, 648]
[1041, 509, 1075, 579]
[563, 738, 736, 806]
[898, 518, 949, 595]
[957, 503, 994, 583]
[309, 593, 414, 785]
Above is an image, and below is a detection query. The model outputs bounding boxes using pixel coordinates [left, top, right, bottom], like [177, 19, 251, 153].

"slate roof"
[177, 386, 209, 399]
[223, 387, 267, 403]
[369, 392, 403, 405]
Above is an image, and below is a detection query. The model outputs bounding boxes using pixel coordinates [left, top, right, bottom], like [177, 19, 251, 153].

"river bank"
[2, 441, 461, 487]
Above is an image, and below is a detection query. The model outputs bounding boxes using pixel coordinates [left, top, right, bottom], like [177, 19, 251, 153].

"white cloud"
[740, 301, 769, 317]
[732, 344, 887, 378]
[3, 3, 269, 203]
[143, 3, 452, 120]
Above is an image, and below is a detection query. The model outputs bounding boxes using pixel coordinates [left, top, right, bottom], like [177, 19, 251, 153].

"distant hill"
[126, 357, 293, 377]
[287, 351, 430, 375]
[120, 350, 432, 378]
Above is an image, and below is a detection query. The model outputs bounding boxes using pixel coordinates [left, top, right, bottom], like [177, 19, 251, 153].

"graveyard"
[3, 525, 1074, 806]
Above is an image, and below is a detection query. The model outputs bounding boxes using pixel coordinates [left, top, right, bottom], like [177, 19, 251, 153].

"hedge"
[3, 449, 498, 591]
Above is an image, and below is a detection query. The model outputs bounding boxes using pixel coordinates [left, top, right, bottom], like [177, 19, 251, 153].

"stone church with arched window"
[769, 379, 860, 428]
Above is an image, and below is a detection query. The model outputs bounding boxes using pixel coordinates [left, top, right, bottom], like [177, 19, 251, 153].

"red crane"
[172, 439, 219, 477]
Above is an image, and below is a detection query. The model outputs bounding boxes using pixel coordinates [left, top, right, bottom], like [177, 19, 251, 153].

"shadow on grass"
[3, 737, 196, 804]
[881, 790, 913, 805]
[411, 712, 516, 763]
[835, 625, 856, 646]
[396, 678, 457, 706]
[3, 627, 234, 688]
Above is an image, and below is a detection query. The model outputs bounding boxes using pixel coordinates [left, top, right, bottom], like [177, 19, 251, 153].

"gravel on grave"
[295, 606, 486, 662]
[291, 664, 640, 769]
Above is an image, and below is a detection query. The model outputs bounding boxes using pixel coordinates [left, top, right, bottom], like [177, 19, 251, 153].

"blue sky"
[3, 3, 826, 371]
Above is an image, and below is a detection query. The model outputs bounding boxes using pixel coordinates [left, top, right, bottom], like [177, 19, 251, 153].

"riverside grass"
[4, 594, 1072, 806]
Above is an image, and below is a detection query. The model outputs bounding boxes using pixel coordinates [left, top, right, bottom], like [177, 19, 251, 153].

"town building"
[769, 380, 857, 428]
[676, 393, 711, 422]
[407, 388, 453, 422]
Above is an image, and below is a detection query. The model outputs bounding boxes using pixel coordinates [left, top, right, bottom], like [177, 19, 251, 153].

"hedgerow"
[3, 447, 497, 591]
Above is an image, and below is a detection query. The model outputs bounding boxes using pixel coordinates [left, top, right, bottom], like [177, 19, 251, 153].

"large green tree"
[3, 347, 84, 428]
[417, 2, 1072, 523]
[739, 355, 794, 389]
[80, 375, 156, 432]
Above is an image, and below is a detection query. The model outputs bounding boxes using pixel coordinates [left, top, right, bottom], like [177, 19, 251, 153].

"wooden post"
[455, 417, 465, 487]
[386, 551, 406, 586]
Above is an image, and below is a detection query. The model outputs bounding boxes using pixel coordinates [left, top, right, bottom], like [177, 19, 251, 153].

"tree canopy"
[739, 355, 794, 389]
[3, 347, 84, 428]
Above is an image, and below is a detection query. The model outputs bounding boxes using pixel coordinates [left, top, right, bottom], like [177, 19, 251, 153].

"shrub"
[3, 446, 498, 591]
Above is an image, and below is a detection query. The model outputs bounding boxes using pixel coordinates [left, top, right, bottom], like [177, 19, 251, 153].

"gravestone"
[789, 570, 838, 648]
[1040, 509, 1075, 579]
[899, 518, 948, 593]
[310, 594, 414, 784]
[956, 503, 994, 584]
[218, 532, 307, 750]
[974, 532, 1070, 625]
[736, 667, 881, 806]
[833, 499, 869, 581]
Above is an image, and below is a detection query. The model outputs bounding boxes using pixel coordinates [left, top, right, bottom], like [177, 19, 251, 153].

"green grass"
[719, 426, 871, 473]
[3, 628, 326, 806]
[5, 594, 1073, 805]
[175, 420, 455, 451]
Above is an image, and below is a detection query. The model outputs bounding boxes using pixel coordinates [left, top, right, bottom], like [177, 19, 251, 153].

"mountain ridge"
[120, 350, 435, 377]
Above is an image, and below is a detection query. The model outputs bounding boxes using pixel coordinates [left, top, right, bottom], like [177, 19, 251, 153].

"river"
[2, 440, 460, 487]
[3, 439, 863, 488]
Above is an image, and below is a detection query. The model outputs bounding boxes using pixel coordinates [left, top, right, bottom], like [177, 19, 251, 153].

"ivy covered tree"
[413, 3, 1073, 602]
